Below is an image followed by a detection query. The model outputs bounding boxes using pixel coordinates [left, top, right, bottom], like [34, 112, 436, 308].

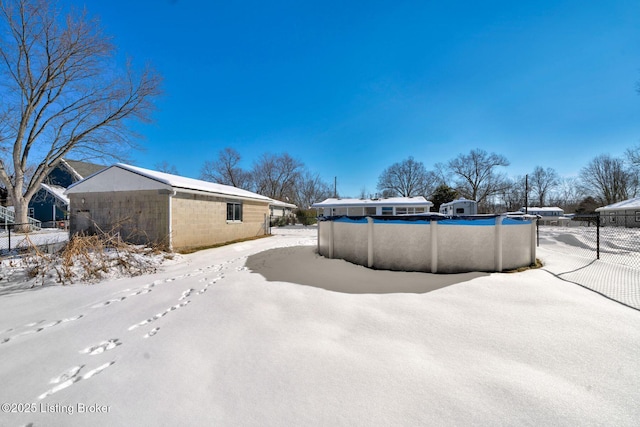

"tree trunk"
[11, 191, 31, 233]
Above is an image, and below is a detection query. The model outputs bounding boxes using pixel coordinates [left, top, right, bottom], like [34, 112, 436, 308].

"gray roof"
[67, 163, 272, 203]
[596, 197, 640, 211]
[62, 159, 107, 180]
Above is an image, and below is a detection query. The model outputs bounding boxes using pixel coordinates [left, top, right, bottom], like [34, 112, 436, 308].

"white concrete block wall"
[318, 217, 536, 273]
[372, 223, 432, 272]
[332, 221, 369, 266]
[437, 224, 495, 273]
[502, 222, 535, 270]
[317, 221, 333, 257]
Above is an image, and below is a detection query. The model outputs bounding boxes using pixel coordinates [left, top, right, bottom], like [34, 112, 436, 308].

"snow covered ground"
[0, 228, 69, 253]
[538, 226, 640, 309]
[539, 224, 640, 268]
[0, 226, 639, 426]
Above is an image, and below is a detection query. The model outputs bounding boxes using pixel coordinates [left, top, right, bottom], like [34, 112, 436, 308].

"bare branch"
[0, 0, 161, 227]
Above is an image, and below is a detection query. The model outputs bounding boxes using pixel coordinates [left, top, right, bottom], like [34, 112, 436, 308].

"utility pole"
[334, 176, 337, 198]
[525, 174, 528, 214]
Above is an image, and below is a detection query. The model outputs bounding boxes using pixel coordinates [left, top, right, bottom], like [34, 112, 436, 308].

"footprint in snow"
[127, 301, 190, 331]
[38, 362, 115, 400]
[179, 289, 194, 300]
[80, 339, 121, 355]
[1, 315, 83, 345]
[24, 320, 46, 327]
[144, 327, 160, 338]
[91, 296, 126, 308]
[50, 365, 84, 384]
[186, 271, 204, 277]
[144, 279, 163, 289]
[128, 288, 152, 296]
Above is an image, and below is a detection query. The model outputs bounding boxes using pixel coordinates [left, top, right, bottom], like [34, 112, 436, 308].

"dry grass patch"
[505, 258, 544, 273]
[21, 230, 170, 286]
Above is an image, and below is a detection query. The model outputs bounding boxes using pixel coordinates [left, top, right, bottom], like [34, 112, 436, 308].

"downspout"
[168, 190, 176, 251]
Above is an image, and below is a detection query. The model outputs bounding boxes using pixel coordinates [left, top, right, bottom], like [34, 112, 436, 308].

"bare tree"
[0, 0, 160, 228]
[358, 186, 369, 199]
[529, 166, 559, 207]
[579, 154, 637, 205]
[154, 161, 179, 175]
[447, 149, 510, 206]
[627, 144, 640, 166]
[200, 147, 252, 188]
[548, 177, 583, 212]
[377, 156, 435, 197]
[294, 171, 332, 208]
[499, 176, 527, 212]
[251, 152, 303, 201]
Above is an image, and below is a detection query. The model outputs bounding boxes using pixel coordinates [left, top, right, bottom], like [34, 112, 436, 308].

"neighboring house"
[596, 197, 640, 228]
[0, 187, 8, 207]
[65, 163, 272, 251]
[439, 198, 477, 216]
[30, 159, 106, 227]
[520, 206, 570, 226]
[269, 199, 297, 224]
[312, 197, 433, 216]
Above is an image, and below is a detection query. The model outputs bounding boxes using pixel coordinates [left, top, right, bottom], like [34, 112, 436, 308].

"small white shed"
[439, 198, 477, 216]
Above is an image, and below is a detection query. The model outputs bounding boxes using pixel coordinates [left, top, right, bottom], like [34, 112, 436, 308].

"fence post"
[531, 218, 537, 266]
[430, 219, 438, 273]
[329, 220, 334, 259]
[367, 217, 374, 268]
[8, 226, 11, 251]
[495, 215, 503, 272]
[596, 214, 600, 260]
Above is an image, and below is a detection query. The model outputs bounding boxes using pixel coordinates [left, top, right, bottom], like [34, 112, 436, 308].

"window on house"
[227, 202, 242, 222]
[365, 207, 376, 215]
[396, 207, 408, 215]
[456, 208, 465, 214]
[381, 207, 393, 215]
[415, 207, 425, 214]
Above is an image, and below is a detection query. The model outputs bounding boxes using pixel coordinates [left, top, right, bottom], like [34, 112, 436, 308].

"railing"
[0, 205, 42, 230]
[0, 205, 14, 223]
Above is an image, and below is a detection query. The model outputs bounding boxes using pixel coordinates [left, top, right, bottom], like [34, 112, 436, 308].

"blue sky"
[66, 0, 640, 197]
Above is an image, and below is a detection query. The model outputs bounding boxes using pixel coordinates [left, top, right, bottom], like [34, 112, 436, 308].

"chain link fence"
[0, 223, 68, 255]
[537, 214, 640, 270]
[537, 214, 640, 310]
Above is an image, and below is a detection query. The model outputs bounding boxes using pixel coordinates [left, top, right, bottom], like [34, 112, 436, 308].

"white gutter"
[168, 190, 176, 251]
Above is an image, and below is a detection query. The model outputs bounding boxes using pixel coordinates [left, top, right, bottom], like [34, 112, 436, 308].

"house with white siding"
[596, 197, 640, 228]
[312, 197, 433, 217]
